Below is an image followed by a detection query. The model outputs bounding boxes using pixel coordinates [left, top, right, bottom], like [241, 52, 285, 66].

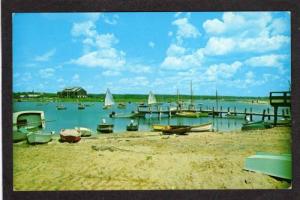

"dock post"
[220, 106, 222, 117]
[212, 107, 215, 118]
[282, 109, 285, 118]
[286, 108, 289, 116]
[262, 109, 266, 121]
[250, 108, 253, 121]
[200, 107, 202, 112]
[244, 108, 247, 119]
[274, 106, 278, 126]
[267, 108, 270, 120]
[234, 106, 237, 116]
[227, 107, 230, 114]
[168, 106, 171, 118]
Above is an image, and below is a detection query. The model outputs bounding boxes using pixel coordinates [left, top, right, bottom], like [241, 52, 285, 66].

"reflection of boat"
[103, 88, 115, 109]
[162, 126, 191, 135]
[241, 121, 273, 131]
[60, 129, 81, 143]
[97, 119, 113, 133]
[27, 131, 54, 144]
[244, 152, 291, 180]
[75, 127, 92, 137]
[190, 122, 212, 132]
[13, 111, 45, 132]
[56, 104, 66, 110]
[126, 120, 138, 131]
[175, 111, 208, 118]
[13, 128, 29, 143]
[78, 103, 85, 110]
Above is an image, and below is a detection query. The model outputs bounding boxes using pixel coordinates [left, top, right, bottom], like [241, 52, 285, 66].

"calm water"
[13, 100, 276, 134]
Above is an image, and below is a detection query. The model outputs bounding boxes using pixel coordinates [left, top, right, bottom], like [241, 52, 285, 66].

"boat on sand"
[13, 128, 29, 143]
[60, 129, 81, 143]
[162, 126, 191, 135]
[241, 120, 273, 131]
[190, 122, 213, 132]
[75, 127, 92, 137]
[13, 111, 45, 132]
[27, 131, 54, 144]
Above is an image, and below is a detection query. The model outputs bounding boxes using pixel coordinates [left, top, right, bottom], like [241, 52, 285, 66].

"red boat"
[60, 129, 81, 143]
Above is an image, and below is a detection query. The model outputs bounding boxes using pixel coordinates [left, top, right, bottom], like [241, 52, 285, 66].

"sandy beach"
[13, 127, 291, 190]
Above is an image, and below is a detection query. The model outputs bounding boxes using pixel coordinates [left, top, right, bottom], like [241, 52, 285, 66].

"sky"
[13, 12, 291, 96]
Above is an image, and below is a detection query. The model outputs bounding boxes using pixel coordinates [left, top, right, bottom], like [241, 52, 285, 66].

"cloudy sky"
[13, 12, 290, 96]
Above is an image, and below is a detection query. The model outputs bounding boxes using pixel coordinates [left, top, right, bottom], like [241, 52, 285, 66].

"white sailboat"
[103, 88, 115, 109]
[148, 91, 157, 105]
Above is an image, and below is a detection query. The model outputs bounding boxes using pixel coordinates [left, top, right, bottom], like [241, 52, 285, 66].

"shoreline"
[13, 127, 291, 190]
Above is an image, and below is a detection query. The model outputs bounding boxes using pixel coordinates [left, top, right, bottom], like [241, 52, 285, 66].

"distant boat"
[109, 111, 140, 118]
[13, 111, 45, 132]
[60, 129, 81, 143]
[241, 120, 273, 131]
[13, 128, 29, 143]
[103, 88, 115, 109]
[78, 103, 85, 110]
[175, 111, 208, 118]
[126, 120, 138, 131]
[117, 103, 126, 109]
[27, 131, 54, 145]
[162, 126, 191, 135]
[75, 127, 93, 137]
[148, 91, 157, 105]
[190, 122, 213, 132]
[56, 104, 66, 110]
[97, 119, 113, 133]
[225, 112, 244, 119]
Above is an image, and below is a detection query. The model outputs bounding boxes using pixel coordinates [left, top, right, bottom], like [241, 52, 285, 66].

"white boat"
[148, 91, 157, 105]
[103, 88, 115, 109]
[190, 122, 213, 132]
[13, 111, 45, 132]
[75, 127, 93, 137]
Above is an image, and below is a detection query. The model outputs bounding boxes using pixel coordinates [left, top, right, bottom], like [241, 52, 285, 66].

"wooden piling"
[234, 106, 237, 116]
[267, 108, 270, 120]
[274, 106, 278, 126]
[250, 108, 253, 121]
[244, 108, 247, 119]
[212, 107, 215, 118]
[262, 109, 266, 121]
[220, 106, 222, 117]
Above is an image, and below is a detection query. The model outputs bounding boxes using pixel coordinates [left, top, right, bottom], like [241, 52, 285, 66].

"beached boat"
[241, 120, 273, 131]
[60, 129, 81, 143]
[190, 122, 213, 132]
[162, 126, 191, 135]
[13, 128, 29, 143]
[126, 121, 138, 131]
[175, 111, 208, 118]
[152, 124, 167, 131]
[56, 104, 66, 110]
[244, 152, 291, 180]
[78, 103, 85, 110]
[13, 111, 45, 132]
[103, 88, 115, 109]
[27, 131, 54, 144]
[75, 127, 92, 137]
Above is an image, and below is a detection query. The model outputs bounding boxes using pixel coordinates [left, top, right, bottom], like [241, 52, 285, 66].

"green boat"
[241, 120, 273, 131]
[175, 111, 208, 118]
[13, 128, 29, 143]
[27, 131, 53, 144]
[244, 152, 291, 180]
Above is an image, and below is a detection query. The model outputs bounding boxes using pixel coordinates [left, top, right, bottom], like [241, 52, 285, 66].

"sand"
[13, 127, 291, 190]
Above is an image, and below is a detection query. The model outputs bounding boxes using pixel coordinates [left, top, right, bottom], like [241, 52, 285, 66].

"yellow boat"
[175, 111, 208, 118]
[152, 124, 167, 131]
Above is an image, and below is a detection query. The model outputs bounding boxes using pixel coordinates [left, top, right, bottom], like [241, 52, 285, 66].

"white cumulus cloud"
[172, 18, 200, 41]
[39, 68, 55, 78]
[34, 49, 56, 62]
[245, 54, 288, 67]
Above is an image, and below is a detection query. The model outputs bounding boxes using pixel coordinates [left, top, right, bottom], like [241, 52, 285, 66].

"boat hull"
[190, 123, 212, 132]
[60, 129, 81, 143]
[76, 127, 92, 137]
[162, 126, 191, 135]
[27, 132, 52, 144]
[13, 130, 28, 143]
[242, 121, 272, 131]
[176, 112, 208, 118]
[13, 111, 45, 132]
[97, 124, 114, 133]
[126, 125, 138, 131]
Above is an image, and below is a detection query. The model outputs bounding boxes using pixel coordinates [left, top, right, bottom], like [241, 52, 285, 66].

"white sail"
[104, 88, 115, 106]
[148, 91, 157, 105]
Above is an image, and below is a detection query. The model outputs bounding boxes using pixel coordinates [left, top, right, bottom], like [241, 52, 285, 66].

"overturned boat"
[27, 131, 54, 145]
[60, 129, 81, 143]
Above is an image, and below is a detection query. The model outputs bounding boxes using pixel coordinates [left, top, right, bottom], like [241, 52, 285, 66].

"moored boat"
[60, 129, 81, 143]
[103, 88, 115, 109]
[97, 119, 114, 133]
[78, 103, 85, 110]
[175, 111, 208, 118]
[109, 111, 140, 118]
[13, 128, 29, 143]
[241, 120, 273, 131]
[162, 126, 191, 135]
[190, 122, 213, 132]
[13, 111, 45, 132]
[27, 131, 54, 144]
[56, 104, 66, 110]
[75, 127, 92, 137]
[126, 120, 138, 131]
[117, 103, 126, 109]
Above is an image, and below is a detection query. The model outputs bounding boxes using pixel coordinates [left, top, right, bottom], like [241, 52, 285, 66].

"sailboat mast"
[190, 80, 193, 105]
[216, 90, 219, 111]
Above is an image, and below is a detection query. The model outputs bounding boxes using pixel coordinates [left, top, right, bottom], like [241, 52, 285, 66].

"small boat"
[27, 131, 54, 144]
[56, 104, 66, 110]
[13, 111, 45, 132]
[244, 152, 291, 180]
[103, 88, 115, 109]
[109, 111, 140, 118]
[117, 103, 126, 109]
[225, 112, 244, 119]
[78, 103, 85, 110]
[241, 120, 273, 131]
[13, 128, 29, 143]
[75, 127, 92, 137]
[162, 126, 191, 135]
[126, 120, 138, 131]
[175, 111, 208, 118]
[152, 124, 167, 131]
[97, 119, 114, 133]
[60, 129, 81, 143]
[190, 122, 213, 132]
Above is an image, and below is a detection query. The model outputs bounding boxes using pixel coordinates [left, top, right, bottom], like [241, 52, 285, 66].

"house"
[57, 87, 87, 98]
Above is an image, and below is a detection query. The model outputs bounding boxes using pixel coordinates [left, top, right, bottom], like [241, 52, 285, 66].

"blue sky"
[13, 12, 291, 96]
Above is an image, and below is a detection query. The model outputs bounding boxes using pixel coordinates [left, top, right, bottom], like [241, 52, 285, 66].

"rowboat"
[27, 131, 54, 144]
[241, 120, 273, 131]
[175, 111, 208, 118]
[97, 124, 114, 133]
[56, 104, 66, 110]
[13, 111, 45, 132]
[126, 123, 138, 131]
[244, 152, 291, 180]
[109, 111, 140, 118]
[152, 124, 167, 131]
[190, 122, 213, 132]
[13, 128, 29, 143]
[78, 103, 85, 110]
[162, 126, 191, 135]
[60, 129, 81, 143]
[117, 103, 126, 109]
[75, 127, 92, 137]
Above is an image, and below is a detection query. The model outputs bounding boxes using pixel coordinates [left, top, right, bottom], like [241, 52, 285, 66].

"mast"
[190, 80, 193, 106]
[216, 90, 219, 111]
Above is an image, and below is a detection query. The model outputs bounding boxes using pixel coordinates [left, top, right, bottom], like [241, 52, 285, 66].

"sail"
[104, 88, 115, 106]
[148, 91, 157, 105]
